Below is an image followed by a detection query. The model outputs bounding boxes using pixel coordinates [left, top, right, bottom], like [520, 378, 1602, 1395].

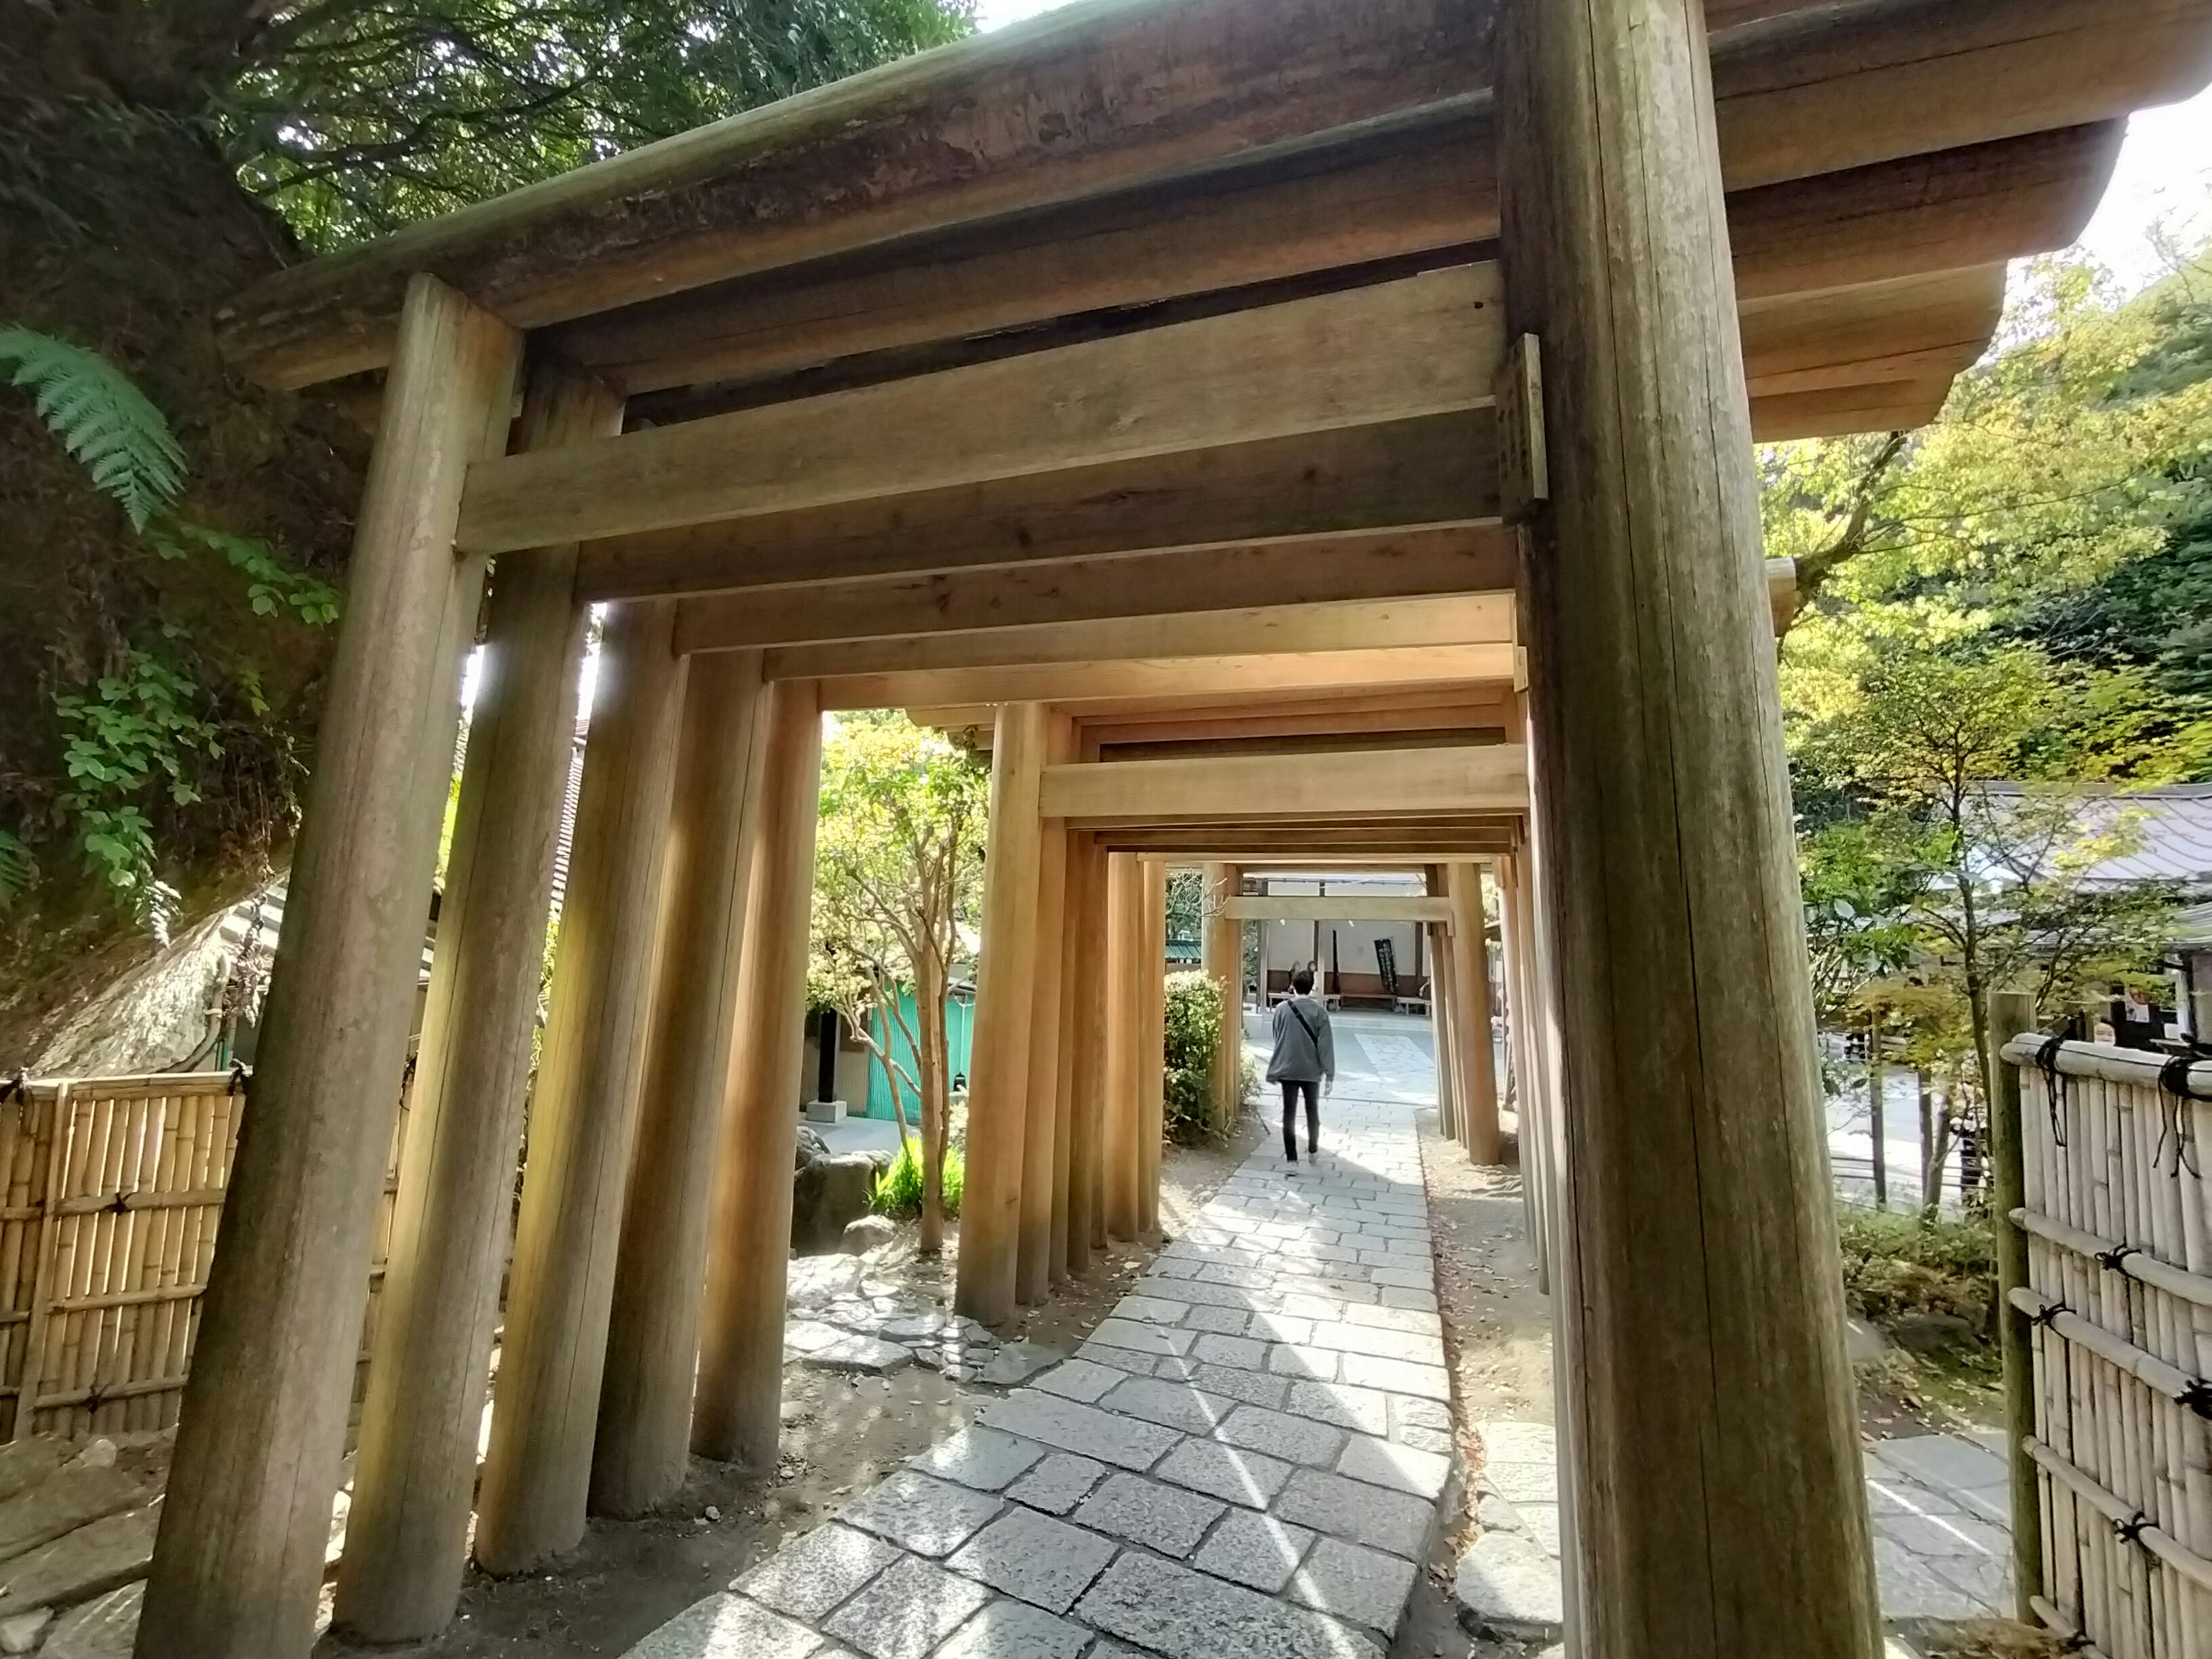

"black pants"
[1281, 1079, 1320, 1160]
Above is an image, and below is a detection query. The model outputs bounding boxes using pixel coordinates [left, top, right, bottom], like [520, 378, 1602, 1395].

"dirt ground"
[1390, 1107, 1555, 1659]
[316, 1113, 1266, 1658]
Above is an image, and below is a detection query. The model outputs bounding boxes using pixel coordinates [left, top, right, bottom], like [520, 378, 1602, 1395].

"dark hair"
[1291, 964, 1315, 995]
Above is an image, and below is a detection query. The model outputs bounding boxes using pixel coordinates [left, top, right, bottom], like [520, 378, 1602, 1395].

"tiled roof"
[1980, 783, 2212, 886]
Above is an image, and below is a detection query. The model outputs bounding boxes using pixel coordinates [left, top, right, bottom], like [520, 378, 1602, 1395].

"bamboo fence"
[2001, 1034, 2212, 1659]
[0, 1069, 407, 1441]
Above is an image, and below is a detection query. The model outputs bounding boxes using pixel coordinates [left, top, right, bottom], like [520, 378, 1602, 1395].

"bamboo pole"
[955, 703, 1049, 1325]
[472, 600, 688, 1574]
[139, 275, 518, 1659]
[1103, 853, 1143, 1241]
[689, 679, 823, 1469]
[590, 650, 766, 1516]
[335, 358, 616, 1642]
[1989, 990, 2046, 1621]
[1497, 0, 1880, 1644]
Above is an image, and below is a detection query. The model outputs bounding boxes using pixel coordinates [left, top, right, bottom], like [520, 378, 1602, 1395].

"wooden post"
[1050, 832, 1090, 1285]
[1103, 853, 1142, 1241]
[1986, 988, 2043, 1620]
[334, 359, 615, 1642]
[953, 703, 1049, 1325]
[1429, 918, 1459, 1145]
[1203, 863, 1243, 1137]
[1496, 853, 1550, 1292]
[1498, 0, 1882, 1646]
[1139, 859, 1168, 1238]
[1065, 836, 1103, 1277]
[1017, 716, 1075, 1306]
[472, 600, 687, 1575]
[138, 276, 517, 1659]
[1445, 863, 1502, 1165]
[589, 650, 766, 1516]
[689, 679, 823, 1469]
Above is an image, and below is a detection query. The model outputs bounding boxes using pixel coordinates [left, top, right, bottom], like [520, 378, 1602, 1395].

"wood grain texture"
[953, 704, 1051, 1326]
[472, 601, 688, 1575]
[1064, 836, 1105, 1279]
[1138, 860, 1168, 1238]
[459, 267, 1505, 555]
[1017, 716, 1078, 1306]
[1498, 0, 1879, 1648]
[1751, 376, 1953, 440]
[689, 680, 823, 1467]
[668, 528, 1513, 649]
[1040, 744, 1527, 827]
[1223, 896, 1452, 923]
[1049, 832, 1090, 1285]
[334, 359, 617, 1643]
[138, 276, 518, 1659]
[1103, 853, 1143, 1243]
[1740, 264, 2005, 397]
[590, 650, 766, 1516]
[1444, 863, 1500, 1165]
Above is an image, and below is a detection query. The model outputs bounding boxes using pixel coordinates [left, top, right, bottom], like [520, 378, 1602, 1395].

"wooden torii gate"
[138, 0, 2212, 1655]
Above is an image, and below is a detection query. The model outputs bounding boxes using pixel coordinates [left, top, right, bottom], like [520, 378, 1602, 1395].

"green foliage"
[51, 646, 224, 897]
[0, 832, 36, 912]
[1835, 1203, 1993, 1328]
[1164, 969, 1225, 1145]
[224, 0, 978, 250]
[0, 326, 185, 529]
[871, 1137, 963, 1221]
[144, 520, 342, 626]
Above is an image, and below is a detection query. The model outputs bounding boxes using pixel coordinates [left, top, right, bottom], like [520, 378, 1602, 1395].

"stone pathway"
[624, 1097, 1446, 1658]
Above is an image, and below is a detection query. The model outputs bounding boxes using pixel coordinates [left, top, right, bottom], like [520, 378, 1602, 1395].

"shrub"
[1164, 969, 1225, 1144]
[1836, 1203, 1994, 1328]
[870, 1135, 963, 1221]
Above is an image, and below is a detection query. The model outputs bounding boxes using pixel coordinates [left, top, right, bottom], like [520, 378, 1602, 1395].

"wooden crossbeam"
[808, 645, 1517, 712]
[1098, 828, 1518, 854]
[1223, 896, 1452, 922]
[572, 413, 1495, 601]
[1740, 265, 2006, 397]
[1040, 743, 1527, 826]
[1754, 377, 1956, 441]
[668, 527, 1513, 650]
[460, 266, 1504, 556]
[221, 0, 2195, 391]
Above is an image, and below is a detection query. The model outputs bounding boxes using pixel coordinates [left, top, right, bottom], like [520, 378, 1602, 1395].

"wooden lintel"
[668, 527, 1513, 650]
[1740, 264, 2005, 398]
[460, 266, 1503, 556]
[1100, 831, 1518, 855]
[1753, 376, 1955, 441]
[1040, 743, 1527, 827]
[1223, 895, 1452, 922]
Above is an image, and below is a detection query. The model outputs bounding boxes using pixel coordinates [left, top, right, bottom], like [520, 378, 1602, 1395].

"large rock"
[841, 1215, 897, 1255]
[0, 1444, 69, 1510]
[0, 1503, 159, 1616]
[39, 1584, 139, 1659]
[0, 1465, 150, 1565]
[791, 1134, 881, 1256]
[1454, 1529, 1563, 1642]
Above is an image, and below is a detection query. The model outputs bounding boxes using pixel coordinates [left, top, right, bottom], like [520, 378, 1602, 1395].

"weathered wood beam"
[754, 597, 1512, 681]
[1041, 743, 1527, 825]
[915, 685, 1514, 734]
[460, 266, 1504, 556]
[812, 646, 1516, 710]
[1752, 376, 1954, 441]
[573, 412, 1496, 602]
[1099, 829, 1520, 854]
[1740, 264, 2005, 398]
[1224, 895, 1452, 922]
[1085, 700, 1508, 748]
[676, 531, 1513, 652]
[224, 0, 2194, 392]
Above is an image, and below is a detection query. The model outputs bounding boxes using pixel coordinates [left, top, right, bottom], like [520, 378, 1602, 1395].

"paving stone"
[1865, 1474, 1960, 1518]
[979, 1391, 1182, 1472]
[824, 1554, 994, 1659]
[1029, 1357, 1126, 1404]
[1217, 1404, 1347, 1468]
[1191, 1510, 1316, 1593]
[1376, 1287, 1438, 1312]
[1307, 1321, 1445, 1367]
[1264, 1344, 1339, 1381]
[1087, 1319, 1198, 1358]
[785, 1320, 849, 1354]
[0, 1503, 157, 1613]
[1006, 1452, 1108, 1516]
[1870, 1535, 1986, 1619]
[1192, 1363, 1291, 1410]
[734, 1522, 902, 1621]
[1113, 1294, 1192, 1323]
[1151, 1352, 1204, 1384]
[1282, 1380, 1391, 1437]
[1478, 1460, 1558, 1506]
[929, 1599, 1092, 1659]
[626, 1593, 823, 1659]
[1338, 1354, 1449, 1400]
[1367, 1267, 1433, 1290]
[979, 1340, 1069, 1387]
[877, 1311, 950, 1341]
[1189, 1332, 1269, 1370]
[1454, 1529, 1564, 1641]
[909, 1426, 1047, 1493]
[1246, 1313, 1316, 1346]
[1279, 1293, 1348, 1321]
[1166, 1279, 1278, 1313]
[1073, 1472, 1228, 1558]
[1397, 1425, 1455, 1458]
[946, 1506, 1118, 1613]
[1479, 1422, 1556, 1465]
[1866, 1433, 2008, 1497]
[1072, 1343, 1160, 1378]
[1179, 1304, 1255, 1336]
[38, 1582, 138, 1659]
[1873, 1505, 2009, 1560]
[1274, 1468, 1433, 1559]
[1075, 1548, 1382, 1659]
[1337, 1434, 1450, 1500]
[1156, 1436, 1294, 1509]
[1099, 1377, 1238, 1434]
[804, 1335, 915, 1375]
[1289, 1535, 1419, 1635]
[838, 1471, 1003, 1558]
[1346, 1302, 1442, 1335]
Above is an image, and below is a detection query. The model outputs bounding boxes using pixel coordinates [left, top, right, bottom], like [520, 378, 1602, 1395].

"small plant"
[1164, 970, 1226, 1144]
[0, 325, 185, 529]
[872, 1137, 963, 1222]
[53, 645, 224, 899]
[1836, 1202, 1995, 1329]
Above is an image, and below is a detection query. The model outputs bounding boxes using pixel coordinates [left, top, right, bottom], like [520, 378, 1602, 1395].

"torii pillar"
[1497, 0, 1879, 1650]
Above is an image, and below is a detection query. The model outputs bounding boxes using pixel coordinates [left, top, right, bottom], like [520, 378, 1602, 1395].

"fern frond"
[0, 830, 33, 911]
[0, 326, 187, 529]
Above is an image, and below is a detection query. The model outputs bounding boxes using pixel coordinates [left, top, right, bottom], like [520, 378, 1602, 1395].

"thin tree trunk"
[1867, 1013, 1887, 1210]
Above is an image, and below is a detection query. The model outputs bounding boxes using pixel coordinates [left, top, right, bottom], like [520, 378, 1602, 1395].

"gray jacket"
[1267, 995, 1335, 1084]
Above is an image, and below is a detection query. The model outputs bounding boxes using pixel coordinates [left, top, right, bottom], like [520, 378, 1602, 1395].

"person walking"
[1268, 963, 1335, 1171]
